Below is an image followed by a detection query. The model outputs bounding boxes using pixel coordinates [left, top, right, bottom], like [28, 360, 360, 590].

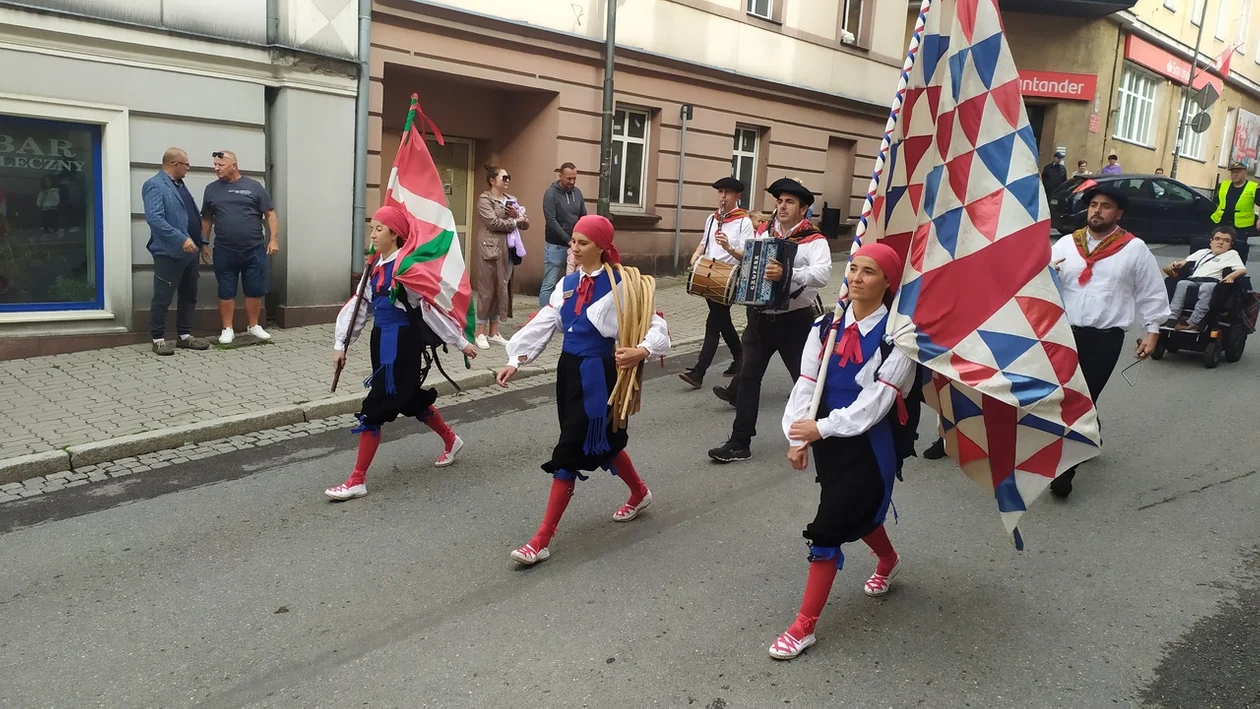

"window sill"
[1110, 136, 1157, 151]
[1176, 154, 1207, 164]
[608, 210, 663, 228]
[745, 12, 782, 26]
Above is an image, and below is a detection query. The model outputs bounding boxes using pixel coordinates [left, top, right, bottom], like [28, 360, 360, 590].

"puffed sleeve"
[1131, 244, 1172, 333]
[505, 286, 564, 366]
[783, 317, 826, 447]
[814, 344, 915, 439]
[333, 274, 373, 351]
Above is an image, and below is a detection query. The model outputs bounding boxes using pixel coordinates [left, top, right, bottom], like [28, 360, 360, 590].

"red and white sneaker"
[864, 556, 901, 597]
[434, 435, 463, 467]
[325, 482, 367, 501]
[510, 542, 551, 566]
[612, 489, 652, 522]
[768, 630, 816, 660]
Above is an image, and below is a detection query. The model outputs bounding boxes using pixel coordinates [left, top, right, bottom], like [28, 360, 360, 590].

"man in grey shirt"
[538, 162, 586, 307]
[201, 150, 280, 344]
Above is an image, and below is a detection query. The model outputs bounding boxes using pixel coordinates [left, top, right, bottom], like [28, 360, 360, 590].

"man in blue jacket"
[143, 147, 209, 355]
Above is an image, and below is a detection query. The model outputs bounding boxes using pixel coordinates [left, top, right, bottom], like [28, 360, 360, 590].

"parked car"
[1048, 174, 1218, 244]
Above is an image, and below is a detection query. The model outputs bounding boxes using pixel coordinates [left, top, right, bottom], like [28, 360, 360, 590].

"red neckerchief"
[760, 218, 826, 244]
[573, 272, 595, 315]
[714, 208, 749, 225]
[834, 322, 863, 367]
[1072, 226, 1134, 285]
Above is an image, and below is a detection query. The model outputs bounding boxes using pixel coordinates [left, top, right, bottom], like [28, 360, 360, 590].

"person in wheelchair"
[1163, 225, 1248, 331]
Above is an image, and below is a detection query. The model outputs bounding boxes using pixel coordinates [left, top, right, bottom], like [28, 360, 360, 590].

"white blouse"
[505, 267, 672, 367]
[782, 304, 916, 448]
[763, 220, 832, 314]
[699, 214, 754, 266]
[1050, 234, 1171, 333]
[332, 251, 470, 352]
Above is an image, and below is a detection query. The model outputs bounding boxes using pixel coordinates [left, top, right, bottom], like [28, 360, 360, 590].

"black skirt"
[541, 352, 628, 475]
[359, 324, 438, 427]
[803, 435, 886, 548]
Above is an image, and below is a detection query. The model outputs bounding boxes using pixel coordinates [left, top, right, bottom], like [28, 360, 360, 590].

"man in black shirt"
[1041, 151, 1067, 195]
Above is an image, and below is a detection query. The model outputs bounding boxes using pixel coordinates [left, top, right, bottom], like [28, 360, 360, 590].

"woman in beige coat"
[473, 165, 528, 349]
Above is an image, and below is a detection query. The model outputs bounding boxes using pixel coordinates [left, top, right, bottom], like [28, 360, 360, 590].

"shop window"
[746, 0, 773, 21]
[0, 115, 102, 311]
[1177, 102, 1208, 160]
[1114, 66, 1159, 147]
[731, 126, 760, 210]
[611, 107, 650, 209]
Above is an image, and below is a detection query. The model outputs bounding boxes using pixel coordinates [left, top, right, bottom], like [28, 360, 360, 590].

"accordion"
[734, 237, 798, 310]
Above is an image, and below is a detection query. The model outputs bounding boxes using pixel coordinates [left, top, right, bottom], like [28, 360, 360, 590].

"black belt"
[1072, 325, 1124, 335]
[753, 306, 812, 322]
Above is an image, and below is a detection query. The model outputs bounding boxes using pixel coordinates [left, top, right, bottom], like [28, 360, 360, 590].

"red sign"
[1017, 70, 1096, 101]
[1124, 35, 1224, 92]
[1088, 114, 1100, 133]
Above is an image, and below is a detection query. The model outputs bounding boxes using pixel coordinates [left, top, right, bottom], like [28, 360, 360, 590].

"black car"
[1048, 174, 1218, 243]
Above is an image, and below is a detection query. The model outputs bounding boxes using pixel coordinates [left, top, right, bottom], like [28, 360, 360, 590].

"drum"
[734, 237, 797, 309]
[687, 257, 738, 305]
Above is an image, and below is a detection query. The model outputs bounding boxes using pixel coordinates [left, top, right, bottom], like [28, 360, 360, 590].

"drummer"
[680, 176, 754, 389]
[708, 177, 831, 463]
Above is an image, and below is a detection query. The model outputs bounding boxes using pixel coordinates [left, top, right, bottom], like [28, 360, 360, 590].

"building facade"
[368, 0, 911, 292]
[943, 0, 1260, 193]
[0, 0, 359, 357]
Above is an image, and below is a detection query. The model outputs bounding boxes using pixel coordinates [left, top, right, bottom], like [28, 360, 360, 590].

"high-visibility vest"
[1211, 180, 1257, 229]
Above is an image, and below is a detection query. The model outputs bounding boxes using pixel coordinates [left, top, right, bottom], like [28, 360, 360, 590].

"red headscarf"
[574, 214, 619, 265]
[852, 242, 904, 296]
[373, 205, 411, 241]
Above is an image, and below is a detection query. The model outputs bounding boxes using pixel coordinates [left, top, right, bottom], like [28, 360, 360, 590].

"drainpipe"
[351, 0, 372, 267]
[1170, 0, 1208, 180]
[265, 0, 279, 43]
[596, 0, 617, 218]
[672, 104, 692, 271]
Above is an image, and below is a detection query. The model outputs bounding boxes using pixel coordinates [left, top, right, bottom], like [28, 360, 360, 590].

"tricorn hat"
[712, 176, 745, 192]
[766, 177, 814, 207]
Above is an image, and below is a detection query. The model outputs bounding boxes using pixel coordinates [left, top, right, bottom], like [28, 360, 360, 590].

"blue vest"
[819, 310, 898, 520]
[363, 259, 409, 394]
[559, 269, 618, 357]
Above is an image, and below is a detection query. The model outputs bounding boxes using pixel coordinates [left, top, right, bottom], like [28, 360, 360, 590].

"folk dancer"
[679, 176, 754, 388]
[1049, 183, 1170, 498]
[497, 215, 671, 565]
[325, 206, 479, 501]
[769, 243, 914, 660]
[708, 177, 831, 463]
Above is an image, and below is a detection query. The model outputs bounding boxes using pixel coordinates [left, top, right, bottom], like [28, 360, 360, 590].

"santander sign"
[1017, 70, 1097, 101]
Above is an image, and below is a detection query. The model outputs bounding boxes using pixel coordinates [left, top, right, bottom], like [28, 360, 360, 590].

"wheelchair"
[1153, 235, 1255, 369]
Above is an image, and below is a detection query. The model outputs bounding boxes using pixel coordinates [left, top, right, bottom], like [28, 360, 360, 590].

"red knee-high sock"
[422, 406, 457, 449]
[861, 525, 898, 575]
[347, 431, 381, 486]
[529, 478, 575, 550]
[787, 559, 840, 638]
[610, 450, 648, 505]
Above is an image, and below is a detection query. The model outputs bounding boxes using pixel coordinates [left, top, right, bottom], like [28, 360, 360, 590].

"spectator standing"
[201, 150, 280, 344]
[1100, 154, 1123, 175]
[1071, 160, 1091, 178]
[1211, 162, 1258, 242]
[143, 147, 209, 355]
[539, 162, 587, 307]
[1041, 152, 1067, 194]
[474, 165, 528, 349]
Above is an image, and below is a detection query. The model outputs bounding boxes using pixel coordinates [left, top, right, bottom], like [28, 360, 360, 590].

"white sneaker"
[488, 334, 510, 346]
[510, 542, 550, 566]
[247, 325, 271, 340]
[434, 435, 463, 467]
[325, 482, 367, 501]
[475, 334, 490, 350]
[218, 328, 235, 344]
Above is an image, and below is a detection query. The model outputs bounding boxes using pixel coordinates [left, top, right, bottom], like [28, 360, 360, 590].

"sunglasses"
[500, 173, 511, 182]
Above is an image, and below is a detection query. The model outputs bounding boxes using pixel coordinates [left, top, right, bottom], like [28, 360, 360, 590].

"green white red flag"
[380, 94, 475, 342]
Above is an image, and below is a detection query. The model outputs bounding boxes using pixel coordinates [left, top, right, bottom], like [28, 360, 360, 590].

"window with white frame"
[1164, 0, 1176, 9]
[1191, 0, 1205, 23]
[1239, 0, 1252, 49]
[1114, 66, 1160, 146]
[842, 0, 864, 38]
[1177, 101, 1208, 160]
[611, 107, 649, 208]
[731, 126, 759, 210]
[746, 0, 773, 20]
[1215, 0, 1231, 39]
[1219, 108, 1238, 166]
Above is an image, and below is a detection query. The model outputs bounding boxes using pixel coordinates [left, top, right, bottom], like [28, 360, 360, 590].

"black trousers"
[1059, 325, 1125, 484]
[691, 299, 742, 378]
[728, 306, 815, 446]
[150, 254, 200, 339]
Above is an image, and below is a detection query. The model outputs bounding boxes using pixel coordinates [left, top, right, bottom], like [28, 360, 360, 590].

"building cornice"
[1112, 10, 1260, 101]
[0, 5, 357, 96]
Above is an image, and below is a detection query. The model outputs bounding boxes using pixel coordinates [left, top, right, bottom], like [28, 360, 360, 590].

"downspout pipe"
[596, 0, 617, 217]
[672, 104, 692, 271]
[351, 0, 372, 268]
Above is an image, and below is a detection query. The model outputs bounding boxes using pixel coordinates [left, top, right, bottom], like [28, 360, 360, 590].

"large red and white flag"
[380, 94, 475, 342]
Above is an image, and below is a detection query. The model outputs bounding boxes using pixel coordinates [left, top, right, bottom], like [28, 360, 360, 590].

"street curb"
[0, 451, 71, 486]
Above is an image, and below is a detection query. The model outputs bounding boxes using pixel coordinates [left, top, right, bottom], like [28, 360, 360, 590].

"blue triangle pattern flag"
[864, 0, 1101, 542]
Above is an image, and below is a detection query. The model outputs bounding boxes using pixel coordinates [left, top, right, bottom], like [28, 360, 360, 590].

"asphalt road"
[2, 241, 1257, 708]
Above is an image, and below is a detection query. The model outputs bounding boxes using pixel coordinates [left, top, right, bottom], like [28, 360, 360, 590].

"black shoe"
[1049, 469, 1075, 499]
[723, 361, 741, 377]
[712, 386, 736, 407]
[922, 438, 945, 460]
[708, 441, 751, 463]
[678, 370, 702, 389]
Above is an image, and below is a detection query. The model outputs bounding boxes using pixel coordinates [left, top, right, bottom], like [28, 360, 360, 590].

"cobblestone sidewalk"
[1, 273, 747, 472]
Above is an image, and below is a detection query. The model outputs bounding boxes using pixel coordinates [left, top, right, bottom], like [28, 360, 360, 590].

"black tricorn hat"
[712, 176, 745, 192]
[766, 177, 814, 207]
[1081, 182, 1129, 211]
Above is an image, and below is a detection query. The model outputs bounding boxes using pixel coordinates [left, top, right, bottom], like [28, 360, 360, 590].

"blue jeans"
[538, 242, 569, 308]
[213, 245, 267, 300]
